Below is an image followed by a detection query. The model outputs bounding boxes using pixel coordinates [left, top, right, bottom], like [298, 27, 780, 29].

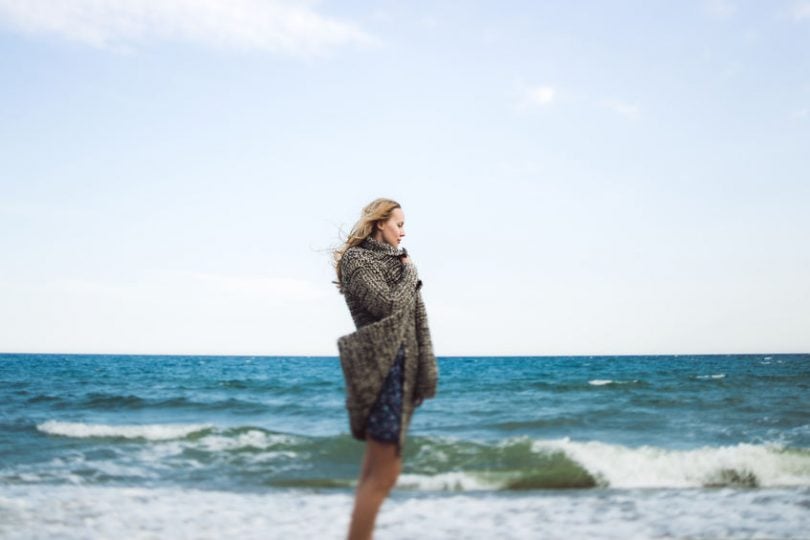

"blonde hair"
[332, 197, 401, 294]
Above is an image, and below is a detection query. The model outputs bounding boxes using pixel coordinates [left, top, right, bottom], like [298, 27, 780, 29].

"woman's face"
[375, 207, 406, 247]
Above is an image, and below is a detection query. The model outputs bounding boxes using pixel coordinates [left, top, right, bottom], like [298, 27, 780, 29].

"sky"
[0, 0, 808, 356]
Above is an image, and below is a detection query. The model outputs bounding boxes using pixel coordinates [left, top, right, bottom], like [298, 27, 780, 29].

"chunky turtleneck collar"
[361, 235, 407, 257]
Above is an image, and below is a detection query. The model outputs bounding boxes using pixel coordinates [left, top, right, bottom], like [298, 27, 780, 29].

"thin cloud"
[0, 0, 376, 55]
[527, 85, 556, 105]
[791, 1, 810, 20]
[703, 0, 736, 18]
[420, 15, 439, 29]
[603, 99, 641, 119]
[515, 84, 556, 111]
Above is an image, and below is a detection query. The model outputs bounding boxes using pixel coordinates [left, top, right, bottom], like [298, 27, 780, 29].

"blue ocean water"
[1, 352, 809, 539]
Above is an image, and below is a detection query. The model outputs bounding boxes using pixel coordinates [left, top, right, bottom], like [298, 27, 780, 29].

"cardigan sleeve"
[414, 289, 438, 399]
[342, 252, 420, 319]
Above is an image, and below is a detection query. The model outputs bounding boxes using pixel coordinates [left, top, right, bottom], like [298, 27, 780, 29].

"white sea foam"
[37, 421, 213, 440]
[588, 379, 639, 386]
[194, 429, 301, 452]
[695, 373, 726, 379]
[140, 434, 300, 473]
[31, 421, 810, 491]
[535, 437, 810, 488]
[396, 471, 502, 491]
[0, 484, 808, 540]
[400, 438, 810, 492]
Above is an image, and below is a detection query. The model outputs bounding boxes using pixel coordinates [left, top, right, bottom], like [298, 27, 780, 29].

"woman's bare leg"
[347, 437, 402, 540]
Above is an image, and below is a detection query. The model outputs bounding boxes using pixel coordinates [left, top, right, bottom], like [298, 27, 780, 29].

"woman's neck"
[364, 235, 404, 256]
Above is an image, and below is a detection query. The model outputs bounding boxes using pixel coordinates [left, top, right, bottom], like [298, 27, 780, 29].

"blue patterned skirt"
[366, 343, 405, 447]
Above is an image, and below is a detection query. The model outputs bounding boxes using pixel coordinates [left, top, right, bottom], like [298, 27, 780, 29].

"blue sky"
[1, 0, 808, 356]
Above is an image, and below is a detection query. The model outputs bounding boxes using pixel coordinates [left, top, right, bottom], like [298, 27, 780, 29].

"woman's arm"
[343, 253, 420, 319]
[414, 290, 438, 399]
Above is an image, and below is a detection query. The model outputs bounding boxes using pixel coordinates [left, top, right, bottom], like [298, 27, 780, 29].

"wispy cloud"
[527, 85, 556, 105]
[703, 0, 736, 18]
[514, 82, 642, 120]
[0, 0, 376, 55]
[420, 15, 439, 29]
[603, 99, 641, 119]
[791, 1, 810, 20]
[515, 83, 556, 111]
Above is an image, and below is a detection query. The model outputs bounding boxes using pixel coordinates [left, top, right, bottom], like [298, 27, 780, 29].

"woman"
[333, 197, 438, 540]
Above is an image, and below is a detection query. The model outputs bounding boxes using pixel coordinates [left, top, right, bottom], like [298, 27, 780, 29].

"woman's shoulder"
[341, 245, 365, 263]
[340, 246, 370, 273]
[343, 245, 363, 257]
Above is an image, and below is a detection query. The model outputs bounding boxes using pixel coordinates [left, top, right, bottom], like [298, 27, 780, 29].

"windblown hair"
[332, 197, 401, 294]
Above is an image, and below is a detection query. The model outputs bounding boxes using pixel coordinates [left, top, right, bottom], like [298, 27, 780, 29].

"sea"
[1, 352, 808, 539]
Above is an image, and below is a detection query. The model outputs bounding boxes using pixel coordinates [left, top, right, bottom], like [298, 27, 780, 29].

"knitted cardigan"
[337, 235, 438, 454]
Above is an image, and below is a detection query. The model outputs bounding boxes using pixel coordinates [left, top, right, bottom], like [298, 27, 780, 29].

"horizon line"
[1, 351, 807, 358]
